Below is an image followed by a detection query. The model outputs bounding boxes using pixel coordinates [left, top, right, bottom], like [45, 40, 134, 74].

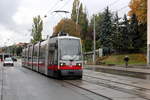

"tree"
[90, 13, 104, 49]
[16, 46, 23, 56]
[53, 18, 81, 37]
[71, 0, 80, 23]
[120, 14, 131, 52]
[31, 15, 43, 43]
[99, 7, 113, 52]
[129, 13, 142, 52]
[128, 0, 147, 24]
[112, 12, 123, 53]
[71, 0, 89, 40]
[128, 0, 147, 52]
[78, 5, 89, 39]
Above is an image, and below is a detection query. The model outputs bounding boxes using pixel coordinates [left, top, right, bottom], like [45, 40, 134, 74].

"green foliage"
[120, 14, 131, 52]
[112, 12, 123, 53]
[129, 13, 143, 52]
[90, 13, 104, 43]
[83, 40, 93, 52]
[99, 7, 113, 50]
[16, 46, 23, 56]
[71, 0, 80, 22]
[71, 0, 88, 40]
[31, 15, 43, 43]
[88, 7, 146, 54]
[4, 45, 22, 56]
[78, 5, 88, 40]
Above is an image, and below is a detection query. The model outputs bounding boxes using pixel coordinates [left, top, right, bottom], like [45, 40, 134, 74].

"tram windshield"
[59, 39, 81, 61]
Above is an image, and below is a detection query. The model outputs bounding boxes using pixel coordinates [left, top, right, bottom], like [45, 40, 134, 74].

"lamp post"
[147, 0, 150, 65]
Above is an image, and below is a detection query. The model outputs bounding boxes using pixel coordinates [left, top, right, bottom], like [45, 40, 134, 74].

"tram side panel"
[24, 48, 28, 67]
[22, 49, 26, 67]
[39, 43, 46, 74]
[28, 45, 33, 69]
[32, 43, 38, 71]
[47, 41, 59, 77]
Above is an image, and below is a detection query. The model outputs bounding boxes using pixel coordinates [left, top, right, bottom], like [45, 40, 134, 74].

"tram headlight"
[60, 63, 66, 66]
[76, 63, 82, 66]
[60, 63, 63, 66]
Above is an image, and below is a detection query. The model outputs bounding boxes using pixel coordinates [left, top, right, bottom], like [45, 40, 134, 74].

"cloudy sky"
[0, 0, 130, 46]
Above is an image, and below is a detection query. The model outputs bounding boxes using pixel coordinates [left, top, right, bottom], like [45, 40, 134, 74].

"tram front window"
[60, 39, 81, 61]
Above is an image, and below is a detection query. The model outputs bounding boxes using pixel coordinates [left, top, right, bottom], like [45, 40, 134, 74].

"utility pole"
[76, 2, 81, 32]
[93, 16, 96, 64]
[147, 0, 150, 65]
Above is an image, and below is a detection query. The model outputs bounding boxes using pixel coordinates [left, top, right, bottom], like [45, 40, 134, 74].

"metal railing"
[83, 48, 103, 64]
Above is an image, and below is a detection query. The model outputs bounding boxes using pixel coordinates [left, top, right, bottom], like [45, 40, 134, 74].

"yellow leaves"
[128, 0, 147, 24]
[53, 18, 81, 37]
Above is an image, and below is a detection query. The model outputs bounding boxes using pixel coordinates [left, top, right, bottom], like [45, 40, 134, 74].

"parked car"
[12, 57, 17, 62]
[3, 57, 14, 66]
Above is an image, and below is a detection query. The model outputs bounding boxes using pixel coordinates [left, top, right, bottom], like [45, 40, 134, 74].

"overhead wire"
[47, 0, 62, 13]
[58, 0, 71, 10]
[100, 0, 122, 11]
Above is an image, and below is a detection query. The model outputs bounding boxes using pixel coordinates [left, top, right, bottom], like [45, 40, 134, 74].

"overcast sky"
[0, 0, 130, 46]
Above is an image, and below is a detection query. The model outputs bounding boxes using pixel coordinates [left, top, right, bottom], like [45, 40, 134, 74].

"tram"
[22, 32, 83, 78]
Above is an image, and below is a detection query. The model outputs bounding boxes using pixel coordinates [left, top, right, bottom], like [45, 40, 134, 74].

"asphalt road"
[0, 61, 107, 100]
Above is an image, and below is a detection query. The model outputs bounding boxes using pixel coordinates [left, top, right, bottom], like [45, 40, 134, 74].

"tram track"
[63, 77, 149, 100]
[84, 74, 150, 91]
[54, 71, 150, 100]
[82, 74, 150, 100]
[63, 80, 112, 100]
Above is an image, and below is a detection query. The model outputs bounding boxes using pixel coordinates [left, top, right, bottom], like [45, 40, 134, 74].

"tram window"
[59, 39, 81, 60]
[48, 50, 54, 65]
[54, 50, 58, 64]
[40, 45, 46, 60]
[33, 47, 38, 57]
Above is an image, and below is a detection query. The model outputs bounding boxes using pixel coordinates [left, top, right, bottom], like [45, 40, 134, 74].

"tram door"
[48, 43, 55, 69]
[48, 43, 58, 72]
[48, 50, 54, 67]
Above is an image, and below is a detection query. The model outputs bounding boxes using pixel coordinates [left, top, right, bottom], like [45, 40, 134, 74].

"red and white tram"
[22, 33, 83, 78]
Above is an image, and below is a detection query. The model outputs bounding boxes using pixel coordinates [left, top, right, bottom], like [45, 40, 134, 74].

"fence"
[83, 48, 103, 64]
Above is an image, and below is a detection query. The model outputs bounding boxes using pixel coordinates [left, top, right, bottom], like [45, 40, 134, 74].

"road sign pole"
[93, 16, 96, 64]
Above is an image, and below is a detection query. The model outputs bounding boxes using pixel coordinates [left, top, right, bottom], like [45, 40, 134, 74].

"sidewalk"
[84, 65, 150, 74]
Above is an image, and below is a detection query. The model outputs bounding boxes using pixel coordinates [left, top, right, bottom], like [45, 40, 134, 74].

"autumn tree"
[128, 0, 147, 24]
[128, 0, 147, 52]
[53, 18, 81, 37]
[31, 15, 43, 43]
